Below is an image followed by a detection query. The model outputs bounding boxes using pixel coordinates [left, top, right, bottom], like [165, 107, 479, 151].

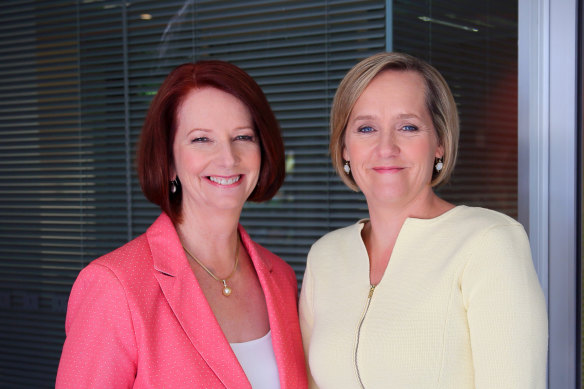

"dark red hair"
[137, 60, 285, 224]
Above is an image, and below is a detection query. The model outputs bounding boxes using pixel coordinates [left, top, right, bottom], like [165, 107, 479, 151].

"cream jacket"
[299, 206, 547, 389]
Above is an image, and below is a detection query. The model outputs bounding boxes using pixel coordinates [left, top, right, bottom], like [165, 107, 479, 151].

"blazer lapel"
[148, 214, 249, 388]
[239, 225, 300, 388]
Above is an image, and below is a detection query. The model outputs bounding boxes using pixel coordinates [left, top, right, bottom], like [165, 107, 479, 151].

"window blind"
[120, 0, 386, 278]
[0, 1, 81, 386]
[0, 0, 384, 385]
[0, 0, 518, 386]
[393, 0, 519, 218]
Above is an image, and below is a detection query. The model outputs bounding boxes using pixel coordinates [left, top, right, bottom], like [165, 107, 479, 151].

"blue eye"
[358, 126, 375, 133]
[402, 125, 418, 132]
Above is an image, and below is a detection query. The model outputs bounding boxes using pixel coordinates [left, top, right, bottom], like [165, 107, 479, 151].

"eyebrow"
[396, 113, 421, 120]
[186, 128, 212, 136]
[187, 126, 254, 134]
[350, 114, 376, 122]
[351, 113, 421, 122]
[232, 126, 255, 131]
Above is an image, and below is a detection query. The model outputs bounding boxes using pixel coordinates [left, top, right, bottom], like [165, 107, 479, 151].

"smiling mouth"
[208, 175, 241, 185]
[373, 167, 403, 172]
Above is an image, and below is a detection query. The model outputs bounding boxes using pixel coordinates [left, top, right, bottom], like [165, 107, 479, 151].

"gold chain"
[183, 238, 239, 297]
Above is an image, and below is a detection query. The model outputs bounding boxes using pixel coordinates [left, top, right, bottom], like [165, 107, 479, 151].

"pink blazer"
[56, 213, 307, 388]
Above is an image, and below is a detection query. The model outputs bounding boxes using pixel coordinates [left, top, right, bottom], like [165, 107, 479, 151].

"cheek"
[174, 150, 204, 178]
[342, 142, 349, 161]
[342, 139, 359, 162]
[171, 150, 183, 177]
[247, 148, 262, 175]
[251, 146, 261, 164]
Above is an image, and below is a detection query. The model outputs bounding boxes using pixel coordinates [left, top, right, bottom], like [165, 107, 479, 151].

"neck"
[176, 203, 242, 271]
[363, 189, 451, 266]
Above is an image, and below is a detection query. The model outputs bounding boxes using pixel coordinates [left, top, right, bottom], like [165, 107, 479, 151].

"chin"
[368, 188, 409, 203]
[208, 197, 249, 211]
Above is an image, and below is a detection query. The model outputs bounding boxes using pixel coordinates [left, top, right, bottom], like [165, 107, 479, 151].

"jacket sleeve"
[299, 254, 318, 389]
[56, 263, 138, 388]
[461, 224, 548, 389]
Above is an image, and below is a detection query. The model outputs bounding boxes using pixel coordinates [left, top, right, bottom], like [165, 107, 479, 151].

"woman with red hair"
[57, 61, 307, 389]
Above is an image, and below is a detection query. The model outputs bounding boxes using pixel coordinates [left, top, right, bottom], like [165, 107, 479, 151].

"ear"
[342, 146, 349, 162]
[170, 164, 177, 181]
[435, 144, 444, 159]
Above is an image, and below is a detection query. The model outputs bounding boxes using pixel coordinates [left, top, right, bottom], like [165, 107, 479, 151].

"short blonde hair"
[330, 52, 459, 191]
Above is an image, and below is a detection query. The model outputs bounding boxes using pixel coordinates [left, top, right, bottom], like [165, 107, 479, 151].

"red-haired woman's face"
[172, 87, 261, 217]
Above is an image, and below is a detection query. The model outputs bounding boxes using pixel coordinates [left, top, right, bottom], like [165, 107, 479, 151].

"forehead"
[364, 69, 425, 98]
[175, 87, 252, 127]
[351, 70, 428, 115]
[178, 87, 244, 111]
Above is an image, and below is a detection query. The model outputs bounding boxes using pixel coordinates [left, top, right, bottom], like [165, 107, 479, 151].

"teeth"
[209, 176, 240, 185]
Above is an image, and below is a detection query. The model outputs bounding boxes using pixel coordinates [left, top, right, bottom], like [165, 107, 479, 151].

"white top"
[300, 206, 548, 389]
[230, 330, 280, 389]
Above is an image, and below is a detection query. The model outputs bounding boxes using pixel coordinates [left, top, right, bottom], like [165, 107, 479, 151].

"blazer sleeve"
[461, 224, 548, 389]
[298, 254, 318, 389]
[56, 263, 138, 389]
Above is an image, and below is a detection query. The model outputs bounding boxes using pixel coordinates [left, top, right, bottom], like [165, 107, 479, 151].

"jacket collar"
[147, 213, 251, 388]
[149, 213, 273, 276]
[147, 213, 288, 388]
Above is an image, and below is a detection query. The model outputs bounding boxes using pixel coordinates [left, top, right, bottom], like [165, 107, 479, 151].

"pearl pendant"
[221, 280, 232, 297]
[343, 162, 351, 174]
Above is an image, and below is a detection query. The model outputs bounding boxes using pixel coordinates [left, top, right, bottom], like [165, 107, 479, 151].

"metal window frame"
[519, 0, 579, 387]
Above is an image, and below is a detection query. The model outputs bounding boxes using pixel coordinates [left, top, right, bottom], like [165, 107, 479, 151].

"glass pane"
[0, 0, 522, 385]
[393, 0, 519, 218]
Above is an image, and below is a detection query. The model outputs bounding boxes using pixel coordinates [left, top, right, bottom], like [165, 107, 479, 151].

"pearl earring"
[435, 158, 443, 172]
[343, 161, 351, 174]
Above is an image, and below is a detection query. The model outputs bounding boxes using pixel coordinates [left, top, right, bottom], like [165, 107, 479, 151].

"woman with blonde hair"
[299, 52, 547, 388]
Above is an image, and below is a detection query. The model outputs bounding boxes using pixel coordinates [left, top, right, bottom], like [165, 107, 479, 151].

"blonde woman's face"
[343, 70, 443, 208]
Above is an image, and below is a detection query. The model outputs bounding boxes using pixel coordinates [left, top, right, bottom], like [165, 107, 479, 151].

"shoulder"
[239, 226, 297, 287]
[256, 243, 299, 299]
[67, 232, 154, 312]
[310, 222, 363, 254]
[437, 206, 526, 244]
[88, 213, 175, 280]
[456, 207, 535, 282]
[305, 222, 365, 276]
[65, 241, 147, 336]
[78, 214, 175, 289]
[453, 205, 522, 228]
[89, 233, 152, 279]
[256, 242, 294, 274]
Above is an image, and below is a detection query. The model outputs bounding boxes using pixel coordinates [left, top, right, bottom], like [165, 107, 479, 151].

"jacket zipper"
[355, 284, 376, 389]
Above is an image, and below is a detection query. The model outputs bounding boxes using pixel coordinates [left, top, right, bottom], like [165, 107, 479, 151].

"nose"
[217, 141, 238, 167]
[377, 130, 399, 157]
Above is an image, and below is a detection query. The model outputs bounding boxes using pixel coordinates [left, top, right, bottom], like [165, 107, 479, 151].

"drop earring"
[435, 158, 443, 172]
[170, 178, 179, 194]
[343, 161, 351, 174]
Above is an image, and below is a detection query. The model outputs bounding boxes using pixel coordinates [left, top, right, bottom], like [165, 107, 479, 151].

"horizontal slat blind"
[192, 1, 384, 273]
[78, 0, 130, 265]
[122, 0, 385, 278]
[0, 1, 80, 387]
[0, 0, 384, 385]
[393, 0, 518, 218]
[0, 0, 518, 386]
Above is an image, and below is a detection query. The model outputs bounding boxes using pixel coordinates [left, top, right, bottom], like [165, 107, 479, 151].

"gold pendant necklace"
[183, 238, 239, 297]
